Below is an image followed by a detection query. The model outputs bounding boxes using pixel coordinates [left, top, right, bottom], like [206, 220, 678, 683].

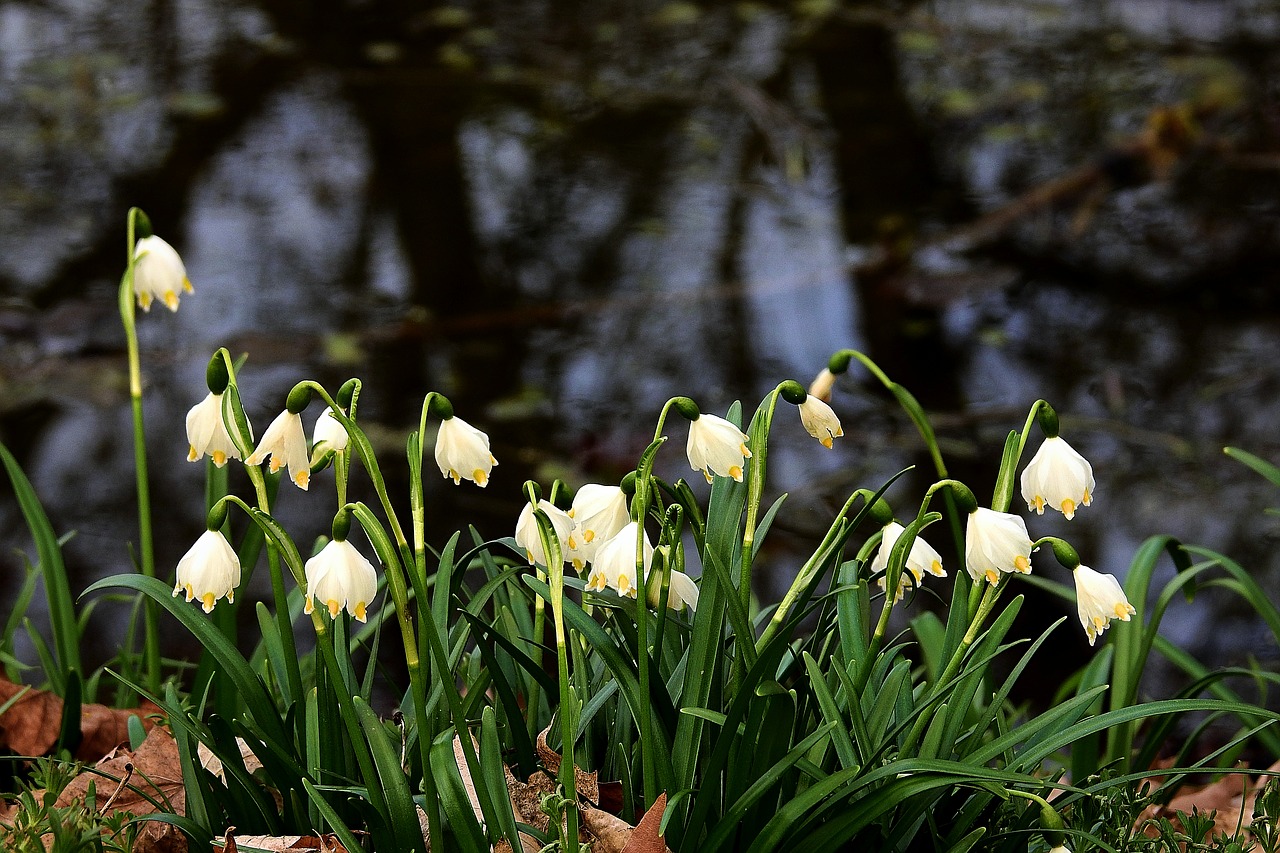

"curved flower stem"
[829, 348, 965, 561]
[119, 207, 161, 695]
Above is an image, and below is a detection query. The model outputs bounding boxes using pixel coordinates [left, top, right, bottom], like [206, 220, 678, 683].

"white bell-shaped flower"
[434, 415, 497, 487]
[686, 414, 751, 484]
[567, 484, 629, 571]
[304, 538, 379, 621]
[586, 522, 653, 599]
[798, 395, 844, 449]
[245, 410, 311, 490]
[514, 499, 573, 567]
[1021, 436, 1095, 520]
[132, 235, 193, 312]
[185, 392, 243, 468]
[871, 522, 945, 602]
[173, 530, 241, 613]
[965, 508, 1034, 585]
[1073, 565, 1135, 646]
[310, 408, 349, 465]
[647, 568, 700, 612]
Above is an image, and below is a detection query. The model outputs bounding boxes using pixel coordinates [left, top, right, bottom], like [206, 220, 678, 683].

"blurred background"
[3, 0, 1280, 698]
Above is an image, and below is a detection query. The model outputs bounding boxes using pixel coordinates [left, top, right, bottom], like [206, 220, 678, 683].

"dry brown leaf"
[536, 726, 598, 804]
[580, 806, 635, 853]
[0, 679, 161, 761]
[1135, 760, 1280, 849]
[213, 832, 350, 852]
[54, 726, 187, 853]
[622, 792, 671, 853]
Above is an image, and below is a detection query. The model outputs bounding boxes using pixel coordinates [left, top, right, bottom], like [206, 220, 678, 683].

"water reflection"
[2, 0, 1279, 697]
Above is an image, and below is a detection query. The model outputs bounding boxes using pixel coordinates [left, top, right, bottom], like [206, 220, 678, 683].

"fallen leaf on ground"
[1134, 759, 1280, 849]
[0, 678, 161, 761]
[52, 725, 187, 853]
[212, 831, 351, 852]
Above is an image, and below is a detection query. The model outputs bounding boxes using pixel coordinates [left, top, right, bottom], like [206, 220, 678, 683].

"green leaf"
[355, 696, 426, 853]
[0, 441, 80, 688]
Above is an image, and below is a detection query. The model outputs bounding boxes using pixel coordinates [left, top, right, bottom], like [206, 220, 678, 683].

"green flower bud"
[948, 481, 979, 514]
[332, 508, 352, 543]
[1039, 800, 1067, 848]
[286, 384, 312, 415]
[1047, 537, 1081, 571]
[672, 396, 701, 421]
[867, 497, 895, 527]
[427, 394, 455, 421]
[337, 378, 360, 410]
[206, 499, 229, 532]
[828, 350, 854, 375]
[133, 208, 154, 239]
[778, 380, 807, 406]
[206, 351, 230, 395]
[620, 471, 638, 496]
[1037, 403, 1060, 439]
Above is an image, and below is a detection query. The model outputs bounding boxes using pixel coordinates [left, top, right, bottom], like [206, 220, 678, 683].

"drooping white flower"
[586, 522, 653, 599]
[647, 568, 700, 612]
[965, 508, 1035, 585]
[515, 499, 573, 567]
[304, 538, 379, 621]
[870, 522, 946, 600]
[310, 408, 349, 465]
[567, 484, 630, 571]
[434, 415, 497, 487]
[185, 392, 242, 468]
[1073, 565, 1135, 646]
[808, 367, 837, 403]
[1021, 436, 1095, 520]
[245, 410, 310, 490]
[173, 530, 241, 613]
[132, 235, 193, 312]
[798, 395, 844, 449]
[686, 414, 751, 484]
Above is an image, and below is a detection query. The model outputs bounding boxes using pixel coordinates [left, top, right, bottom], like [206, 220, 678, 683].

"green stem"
[900, 580, 1005, 753]
[544, 515, 580, 852]
[740, 386, 783, 610]
[120, 207, 161, 695]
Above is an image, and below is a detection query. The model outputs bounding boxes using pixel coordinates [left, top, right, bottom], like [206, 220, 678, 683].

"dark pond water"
[3, 0, 1280, 698]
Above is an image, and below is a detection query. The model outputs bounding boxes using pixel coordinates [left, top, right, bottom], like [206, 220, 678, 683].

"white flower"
[586, 522, 653, 599]
[173, 530, 241, 613]
[686, 414, 751, 484]
[965, 508, 1034, 585]
[647, 568, 700, 612]
[808, 368, 837, 403]
[1073, 565, 1135, 645]
[185, 392, 242, 468]
[567, 484, 630, 571]
[515, 499, 573, 567]
[434, 416, 497, 487]
[798, 396, 844, 449]
[245, 410, 310, 490]
[1021, 436, 1095, 520]
[310, 408, 349, 464]
[870, 522, 946, 593]
[1050, 845, 1071, 853]
[132, 235, 193, 312]
[304, 538, 379, 621]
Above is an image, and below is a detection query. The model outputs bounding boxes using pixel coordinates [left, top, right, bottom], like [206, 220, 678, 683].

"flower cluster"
[515, 488, 700, 613]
